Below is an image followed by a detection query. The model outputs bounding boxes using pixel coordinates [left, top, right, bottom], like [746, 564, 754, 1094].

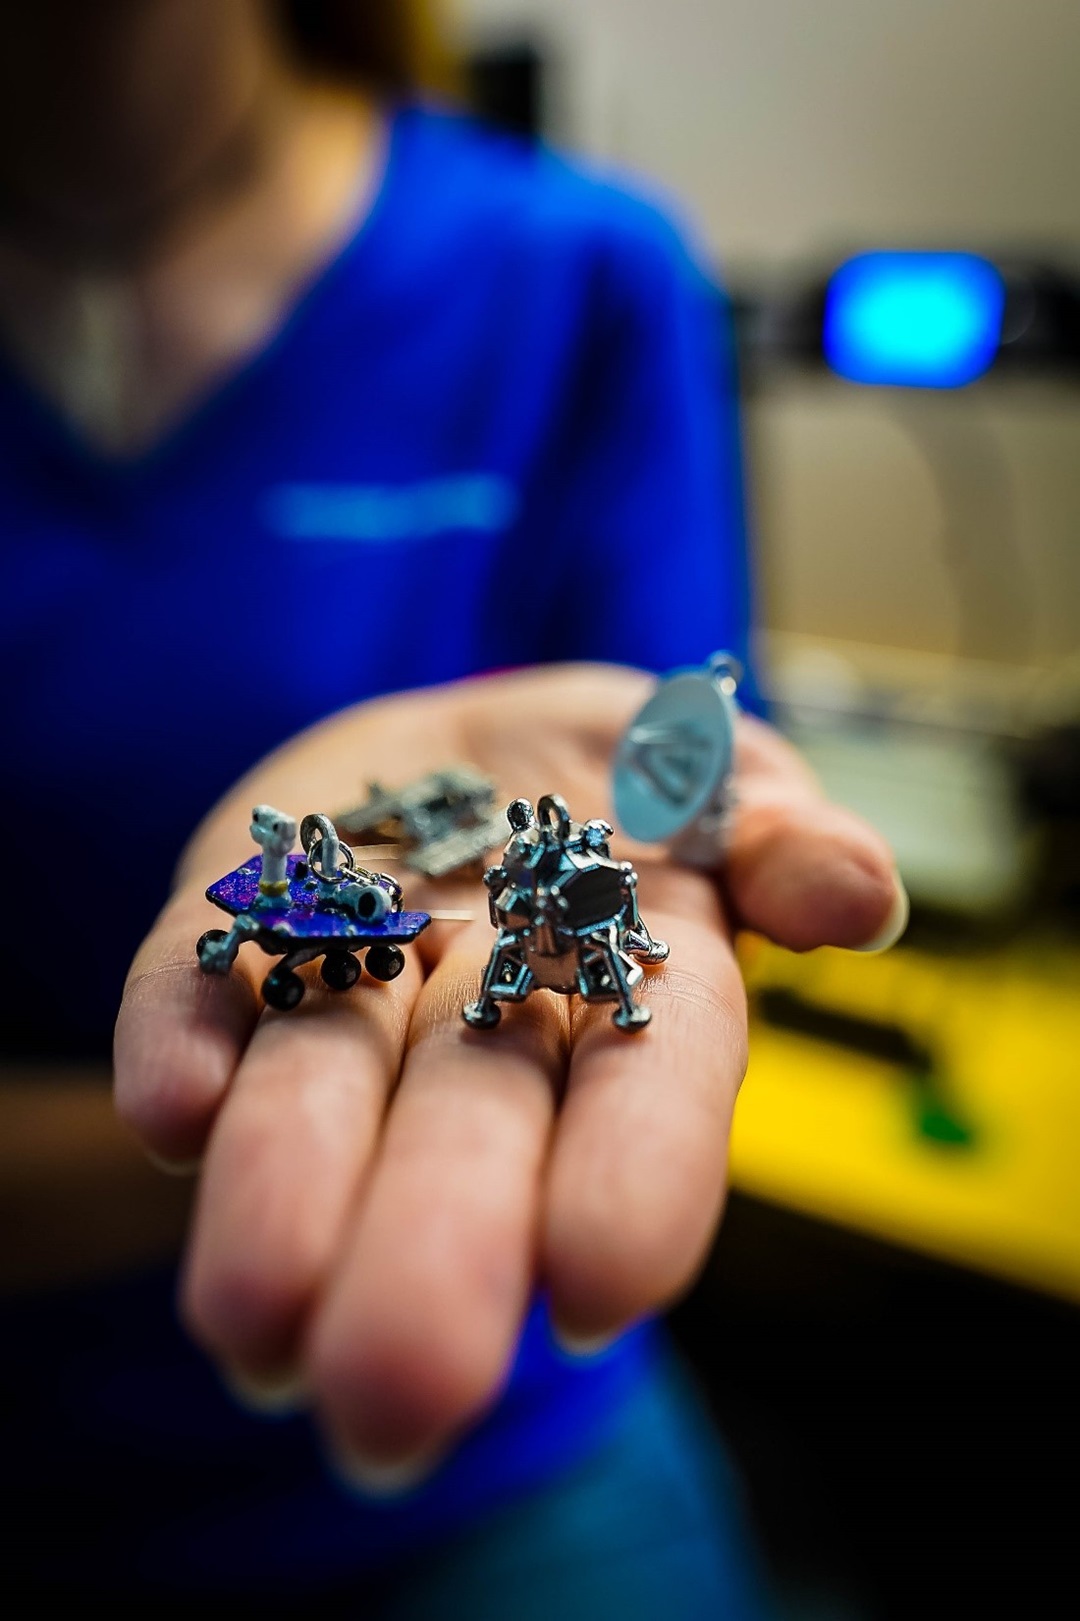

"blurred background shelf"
[732, 932, 1080, 1302]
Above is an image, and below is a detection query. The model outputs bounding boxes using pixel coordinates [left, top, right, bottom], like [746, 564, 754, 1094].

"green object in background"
[911, 1069, 977, 1148]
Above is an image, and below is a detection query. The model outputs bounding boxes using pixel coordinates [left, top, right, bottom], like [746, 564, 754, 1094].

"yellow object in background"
[732, 935, 1080, 1302]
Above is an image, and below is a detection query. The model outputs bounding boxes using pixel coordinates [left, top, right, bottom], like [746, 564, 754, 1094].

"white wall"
[456, 0, 1080, 264]
[452, 0, 1080, 679]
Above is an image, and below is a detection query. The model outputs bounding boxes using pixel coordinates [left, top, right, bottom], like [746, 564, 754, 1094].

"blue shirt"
[0, 103, 755, 1591]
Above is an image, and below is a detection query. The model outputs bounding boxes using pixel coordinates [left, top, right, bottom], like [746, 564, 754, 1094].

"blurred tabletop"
[731, 932, 1080, 1302]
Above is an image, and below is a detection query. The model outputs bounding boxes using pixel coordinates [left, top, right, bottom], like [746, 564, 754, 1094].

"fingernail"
[331, 1442, 444, 1498]
[550, 1324, 621, 1359]
[853, 873, 910, 954]
[225, 1368, 309, 1416]
[146, 1149, 202, 1177]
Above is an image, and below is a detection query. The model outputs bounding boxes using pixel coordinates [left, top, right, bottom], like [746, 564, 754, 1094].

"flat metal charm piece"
[463, 794, 669, 1033]
[335, 765, 506, 880]
[196, 805, 430, 1011]
[612, 652, 740, 862]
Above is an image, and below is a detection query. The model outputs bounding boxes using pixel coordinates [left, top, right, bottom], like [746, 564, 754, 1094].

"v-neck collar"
[0, 100, 415, 492]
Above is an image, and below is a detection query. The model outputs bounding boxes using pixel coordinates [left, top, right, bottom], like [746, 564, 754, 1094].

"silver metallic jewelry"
[463, 794, 668, 1034]
[612, 652, 741, 865]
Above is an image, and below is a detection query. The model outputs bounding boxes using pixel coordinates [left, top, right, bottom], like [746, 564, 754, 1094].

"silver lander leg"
[463, 935, 532, 1029]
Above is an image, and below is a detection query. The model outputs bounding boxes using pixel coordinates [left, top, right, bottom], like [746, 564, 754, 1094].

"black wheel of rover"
[364, 944, 405, 982]
[321, 951, 362, 991]
[262, 968, 304, 1011]
[196, 928, 228, 964]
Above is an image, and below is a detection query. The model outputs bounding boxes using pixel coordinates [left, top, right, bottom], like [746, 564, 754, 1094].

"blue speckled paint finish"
[206, 854, 430, 945]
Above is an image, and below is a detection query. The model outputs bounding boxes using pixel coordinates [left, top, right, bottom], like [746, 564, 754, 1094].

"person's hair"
[276, 0, 457, 96]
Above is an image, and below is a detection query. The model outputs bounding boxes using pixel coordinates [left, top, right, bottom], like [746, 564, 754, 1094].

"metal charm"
[336, 766, 506, 880]
[463, 794, 668, 1034]
[612, 652, 741, 864]
[196, 805, 429, 1011]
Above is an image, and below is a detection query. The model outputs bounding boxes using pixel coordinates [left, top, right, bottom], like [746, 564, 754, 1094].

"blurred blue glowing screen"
[823, 252, 1005, 387]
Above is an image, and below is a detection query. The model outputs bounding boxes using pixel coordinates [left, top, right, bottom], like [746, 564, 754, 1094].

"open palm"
[114, 663, 900, 1485]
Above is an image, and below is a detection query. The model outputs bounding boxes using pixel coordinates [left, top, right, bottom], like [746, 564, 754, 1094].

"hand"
[114, 664, 902, 1486]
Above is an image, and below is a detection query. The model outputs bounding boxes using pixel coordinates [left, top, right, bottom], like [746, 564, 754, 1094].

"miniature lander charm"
[463, 794, 668, 1033]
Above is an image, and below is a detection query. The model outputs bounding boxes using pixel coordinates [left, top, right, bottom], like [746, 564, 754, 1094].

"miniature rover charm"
[612, 651, 741, 864]
[336, 765, 506, 880]
[463, 794, 668, 1033]
[196, 806, 430, 1011]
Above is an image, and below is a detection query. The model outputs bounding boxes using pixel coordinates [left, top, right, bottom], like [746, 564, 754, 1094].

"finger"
[307, 922, 565, 1478]
[543, 868, 745, 1347]
[114, 887, 261, 1167]
[399, 875, 484, 976]
[723, 716, 903, 952]
[181, 955, 420, 1394]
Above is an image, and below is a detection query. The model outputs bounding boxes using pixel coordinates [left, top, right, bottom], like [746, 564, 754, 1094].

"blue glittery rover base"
[206, 854, 430, 946]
